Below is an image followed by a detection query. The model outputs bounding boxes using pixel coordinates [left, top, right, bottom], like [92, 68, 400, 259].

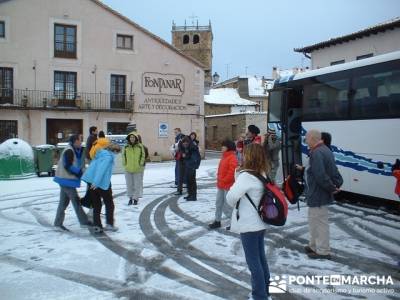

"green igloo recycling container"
[0, 138, 35, 180]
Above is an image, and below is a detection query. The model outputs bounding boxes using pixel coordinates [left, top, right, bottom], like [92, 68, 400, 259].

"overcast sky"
[102, 0, 399, 81]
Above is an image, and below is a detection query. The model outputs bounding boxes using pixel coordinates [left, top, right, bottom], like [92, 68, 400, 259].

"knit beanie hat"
[248, 125, 260, 135]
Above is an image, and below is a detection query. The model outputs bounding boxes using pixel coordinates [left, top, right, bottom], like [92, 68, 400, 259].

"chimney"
[272, 66, 278, 80]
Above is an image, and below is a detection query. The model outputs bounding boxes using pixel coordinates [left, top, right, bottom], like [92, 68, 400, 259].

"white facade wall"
[311, 28, 400, 69]
[0, 0, 204, 159]
[230, 105, 256, 114]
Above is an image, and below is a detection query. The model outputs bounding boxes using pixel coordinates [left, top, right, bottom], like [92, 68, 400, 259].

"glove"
[69, 166, 83, 178]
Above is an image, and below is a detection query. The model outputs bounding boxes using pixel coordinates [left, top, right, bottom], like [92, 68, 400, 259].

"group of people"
[235, 125, 281, 183]
[53, 126, 148, 234]
[171, 128, 202, 201]
[51, 123, 349, 300]
[206, 125, 343, 300]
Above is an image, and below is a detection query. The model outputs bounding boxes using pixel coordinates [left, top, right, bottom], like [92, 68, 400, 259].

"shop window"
[0, 120, 17, 143]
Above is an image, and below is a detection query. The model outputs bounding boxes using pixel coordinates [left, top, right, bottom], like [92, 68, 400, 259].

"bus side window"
[352, 70, 400, 118]
[303, 78, 349, 121]
[385, 73, 400, 115]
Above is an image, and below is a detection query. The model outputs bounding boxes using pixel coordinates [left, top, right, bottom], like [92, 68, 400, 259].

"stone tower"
[172, 20, 213, 93]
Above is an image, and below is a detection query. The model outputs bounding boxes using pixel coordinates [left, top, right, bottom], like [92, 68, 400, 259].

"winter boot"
[93, 226, 103, 234]
[128, 197, 133, 205]
[208, 221, 221, 229]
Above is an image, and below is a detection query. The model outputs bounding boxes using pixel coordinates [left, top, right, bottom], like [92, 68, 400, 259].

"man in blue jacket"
[54, 134, 90, 230]
[304, 129, 342, 259]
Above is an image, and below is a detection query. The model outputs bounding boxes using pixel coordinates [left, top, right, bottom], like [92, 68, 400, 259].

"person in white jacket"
[227, 143, 271, 300]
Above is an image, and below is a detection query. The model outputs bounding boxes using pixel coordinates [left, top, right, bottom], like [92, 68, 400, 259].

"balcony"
[0, 89, 133, 112]
[54, 41, 77, 59]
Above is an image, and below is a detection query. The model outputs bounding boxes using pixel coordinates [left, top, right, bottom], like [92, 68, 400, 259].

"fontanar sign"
[142, 72, 185, 96]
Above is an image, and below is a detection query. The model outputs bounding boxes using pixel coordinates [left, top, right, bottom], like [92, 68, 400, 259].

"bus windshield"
[268, 90, 282, 122]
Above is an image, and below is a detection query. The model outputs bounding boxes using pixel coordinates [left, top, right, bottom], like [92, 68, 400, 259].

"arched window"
[193, 34, 200, 44]
[183, 34, 189, 44]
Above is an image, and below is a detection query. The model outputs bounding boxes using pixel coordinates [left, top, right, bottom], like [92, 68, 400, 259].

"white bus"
[268, 51, 400, 203]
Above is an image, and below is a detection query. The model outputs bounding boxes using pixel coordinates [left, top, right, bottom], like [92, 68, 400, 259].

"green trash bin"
[33, 145, 56, 177]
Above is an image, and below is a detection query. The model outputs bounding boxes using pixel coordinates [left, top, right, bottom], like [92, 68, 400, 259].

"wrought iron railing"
[172, 25, 211, 31]
[0, 88, 133, 111]
[54, 41, 77, 58]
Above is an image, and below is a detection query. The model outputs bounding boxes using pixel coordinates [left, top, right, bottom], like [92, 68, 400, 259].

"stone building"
[0, 0, 204, 159]
[204, 88, 257, 115]
[295, 17, 400, 69]
[205, 112, 267, 150]
[172, 21, 213, 93]
[213, 75, 269, 111]
[203, 88, 267, 149]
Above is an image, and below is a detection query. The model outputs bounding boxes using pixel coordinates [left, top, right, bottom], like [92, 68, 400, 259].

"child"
[209, 139, 238, 229]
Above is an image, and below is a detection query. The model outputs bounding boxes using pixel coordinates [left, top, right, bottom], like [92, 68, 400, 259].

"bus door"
[280, 88, 303, 179]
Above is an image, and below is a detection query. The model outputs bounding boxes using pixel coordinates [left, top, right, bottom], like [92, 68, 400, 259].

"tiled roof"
[295, 17, 400, 53]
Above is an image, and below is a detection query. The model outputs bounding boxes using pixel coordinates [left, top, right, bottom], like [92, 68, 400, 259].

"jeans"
[186, 167, 197, 198]
[177, 160, 186, 193]
[240, 230, 270, 300]
[175, 160, 179, 185]
[54, 186, 88, 226]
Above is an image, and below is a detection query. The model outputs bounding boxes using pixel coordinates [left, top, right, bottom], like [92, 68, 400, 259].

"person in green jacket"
[123, 131, 145, 205]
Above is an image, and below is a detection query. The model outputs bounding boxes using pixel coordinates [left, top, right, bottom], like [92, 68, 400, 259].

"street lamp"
[212, 72, 220, 85]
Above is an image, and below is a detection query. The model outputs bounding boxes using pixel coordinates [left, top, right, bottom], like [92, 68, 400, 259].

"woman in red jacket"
[209, 139, 238, 229]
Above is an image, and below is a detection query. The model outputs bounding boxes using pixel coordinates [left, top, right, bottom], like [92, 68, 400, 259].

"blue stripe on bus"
[300, 129, 392, 176]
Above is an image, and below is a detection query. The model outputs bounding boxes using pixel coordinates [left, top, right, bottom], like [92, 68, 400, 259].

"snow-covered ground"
[0, 158, 399, 300]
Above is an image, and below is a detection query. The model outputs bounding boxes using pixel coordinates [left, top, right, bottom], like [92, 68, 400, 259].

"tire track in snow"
[139, 192, 248, 300]
[169, 193, 400, 282]
[154, 195, 250, 284]
[165, 185, 307, 300]
[0, 255, 189, 300]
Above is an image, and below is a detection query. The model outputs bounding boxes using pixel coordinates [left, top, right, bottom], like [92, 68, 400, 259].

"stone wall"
[204, 103, 231, 116]
[205, 113, 268, 150]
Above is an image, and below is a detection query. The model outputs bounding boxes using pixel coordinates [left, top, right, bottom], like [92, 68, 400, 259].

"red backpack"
[237, 171, 288, 226]
[283, 174, 304, 205]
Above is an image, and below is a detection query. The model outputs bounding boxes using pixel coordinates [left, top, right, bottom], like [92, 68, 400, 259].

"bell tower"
[172, 20, 213, 93]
